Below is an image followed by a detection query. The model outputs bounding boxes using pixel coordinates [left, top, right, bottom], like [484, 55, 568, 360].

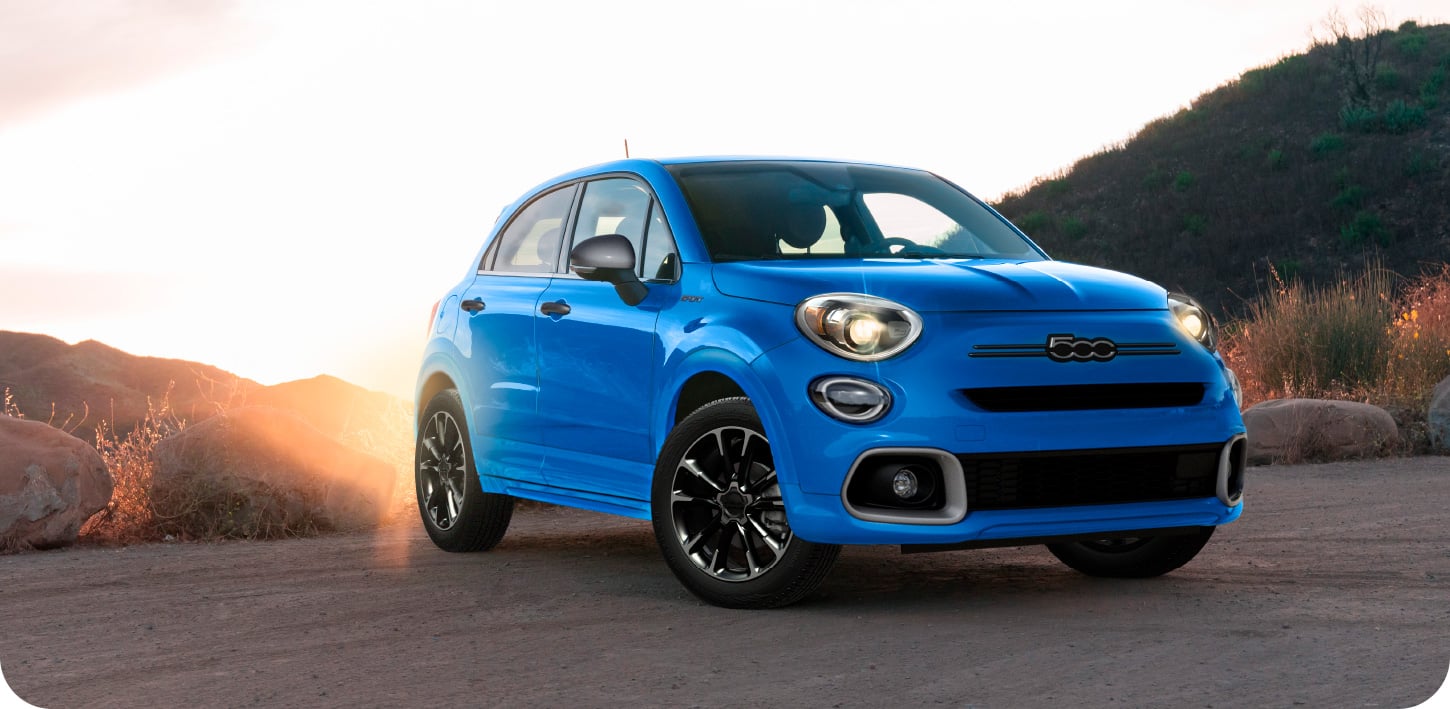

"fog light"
[809, 376, 892, 423]
[892, 469, 919, 499]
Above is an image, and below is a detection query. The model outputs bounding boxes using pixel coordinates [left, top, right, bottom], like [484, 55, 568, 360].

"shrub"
[1265, 149, 1286, 170]
[1223, 266, 1394, 402]
[1374, 65, 1401, 90]
[1395, 32, 1427, 56]
[1331, 184, 1366, 210]
[1142, 168, 1170, 190]
[1404, 153, 1434, 178]
[1016, 210, 1052, 234]
[1173, 170, 1195, 191]
[1421, 68, 1445, 108]
[1183, 214, 1208, 235]
[1310, 132, 1346, 157]
[80, 393, 185, 544]
[1060, 216, 1088, 239]
[1339, 210, 1388, 247]
[1381, 265, 1450, 408]
[1339, 104, 1379, 132]
[1381, 99, 1427, 134]
[1045, 178, 1071, 196]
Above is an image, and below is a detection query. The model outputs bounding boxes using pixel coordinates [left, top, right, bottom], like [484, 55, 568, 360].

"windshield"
[665, 161, 1046, 262]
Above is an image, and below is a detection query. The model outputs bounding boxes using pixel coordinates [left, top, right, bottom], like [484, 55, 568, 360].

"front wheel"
[651, 398, 840, 608]
[416, 389, 513, 552]
[1046, 527, 1215, 578]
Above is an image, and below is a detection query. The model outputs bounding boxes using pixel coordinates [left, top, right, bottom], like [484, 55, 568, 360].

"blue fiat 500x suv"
[416, 157, 1247, 608]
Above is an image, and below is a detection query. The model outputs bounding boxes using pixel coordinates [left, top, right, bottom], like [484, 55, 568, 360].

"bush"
[1339, 104, 1379, 132]
[1395, 32, 1427, 56]
[1310, 132, 1346, 157]
[1016, 210, 1052, 234]
[1421, 68, 1445, 108]
[1183, 214, 1208, 235]
[1404, 153, 1434, 178]
[1382, 265, 1450, 408]
[1060, 216, 1088, 239]
[1142, 169, 1170, 190]
[1331, 184, 1366, 210]
[1339, 210, 1388, 247]
[1374, 65, 1401, 90]
[1381, 99, 1427, 134]
[80, 393, 185, 544]
[1173, 170, 1195, 191]
[1223, 266, 1394, 402]
[1265, 149, 1286, 170]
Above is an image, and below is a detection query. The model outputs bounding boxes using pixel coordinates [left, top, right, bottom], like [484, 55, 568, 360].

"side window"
[640, 202, 679, 282]
[483, 185, 577, 273]
[569, 178, 652, 264]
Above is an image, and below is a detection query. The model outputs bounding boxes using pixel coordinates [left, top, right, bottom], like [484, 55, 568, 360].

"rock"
[151, 407, 395, 538]
[1243, 398, 1400, 465]
[0, 415, 113, 550]
[1430, 376, 1450, 452]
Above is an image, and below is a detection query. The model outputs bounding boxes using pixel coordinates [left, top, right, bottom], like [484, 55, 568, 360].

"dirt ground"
[3, 457, 1448, 708]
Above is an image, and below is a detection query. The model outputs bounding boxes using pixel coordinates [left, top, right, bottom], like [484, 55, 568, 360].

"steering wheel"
[881, 237, 947, 257]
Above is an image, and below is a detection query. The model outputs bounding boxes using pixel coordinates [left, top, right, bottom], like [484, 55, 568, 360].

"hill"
[0, 331, 408, 444]
[992, 20, 1450, 315]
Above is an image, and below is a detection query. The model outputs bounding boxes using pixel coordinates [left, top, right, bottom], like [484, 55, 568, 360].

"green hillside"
[992, 20, 1450, 314]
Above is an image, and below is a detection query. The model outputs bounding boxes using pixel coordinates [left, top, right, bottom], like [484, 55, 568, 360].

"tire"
[416, 389, 513, 552]
[651, 397, 840, 609]
[1046, 527, 1215, 578]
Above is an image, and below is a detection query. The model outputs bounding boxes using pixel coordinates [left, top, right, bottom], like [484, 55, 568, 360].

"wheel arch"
[654, 349, 798, 489]
[415, 368, 460, 435]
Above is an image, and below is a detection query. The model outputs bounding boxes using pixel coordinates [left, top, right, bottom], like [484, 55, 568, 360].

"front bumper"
[750, 310, 1248, 546]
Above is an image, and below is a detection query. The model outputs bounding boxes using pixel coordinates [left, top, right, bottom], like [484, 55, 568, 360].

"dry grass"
[6, 379, 417, 544]
[78, 391, 184, 544]
[1223, 263, 1450, 453]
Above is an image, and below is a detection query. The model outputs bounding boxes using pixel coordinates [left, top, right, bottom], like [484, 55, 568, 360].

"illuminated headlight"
[1169, 292, 1217, 351]
[796, 293, 923, 361]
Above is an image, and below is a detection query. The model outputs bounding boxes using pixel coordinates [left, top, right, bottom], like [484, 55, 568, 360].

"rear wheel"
[1046, 527, 1215, 578]
[651, 398, 840, 608]
[416, 389, 513, 552]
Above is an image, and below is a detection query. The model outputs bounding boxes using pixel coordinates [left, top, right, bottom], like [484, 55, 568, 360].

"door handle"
[540, 301, 571, 317]
[461, 299, 486, 313]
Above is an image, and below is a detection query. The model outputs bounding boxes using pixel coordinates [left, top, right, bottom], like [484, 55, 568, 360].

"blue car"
[415, 157, 1246, 608]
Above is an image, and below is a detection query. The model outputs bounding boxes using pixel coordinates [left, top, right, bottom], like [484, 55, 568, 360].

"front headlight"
[1169, 292, 1217, 351]
[795, 293, 923, 361]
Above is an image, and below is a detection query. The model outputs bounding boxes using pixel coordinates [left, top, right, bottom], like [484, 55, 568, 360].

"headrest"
[776, 202, 826, 250]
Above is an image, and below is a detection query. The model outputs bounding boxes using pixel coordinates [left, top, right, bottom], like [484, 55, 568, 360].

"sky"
[1, 0, 1445, 400]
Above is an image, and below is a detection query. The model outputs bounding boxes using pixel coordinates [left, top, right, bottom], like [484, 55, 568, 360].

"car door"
[535, 177, 679, 502]
[459, 183, 577, 487]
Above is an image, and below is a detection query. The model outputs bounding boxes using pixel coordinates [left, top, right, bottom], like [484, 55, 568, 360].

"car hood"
[710, 259, 1169, 312]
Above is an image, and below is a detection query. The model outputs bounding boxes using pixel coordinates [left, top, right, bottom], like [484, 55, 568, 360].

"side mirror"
[570, 234, 648, 306]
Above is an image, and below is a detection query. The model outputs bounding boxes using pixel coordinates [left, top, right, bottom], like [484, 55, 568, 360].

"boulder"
[0, 415, 113, 550]
[1243, 398, 1400, 465]
[151, 407, 395, 538]
[1430, 376, 1450, 452]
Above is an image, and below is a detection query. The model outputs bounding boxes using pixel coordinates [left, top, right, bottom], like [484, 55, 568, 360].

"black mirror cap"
[570, 234, 648, 306]
[570, 234, 636, 279]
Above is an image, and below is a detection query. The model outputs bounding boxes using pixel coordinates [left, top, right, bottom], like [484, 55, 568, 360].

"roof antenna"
[623, 139, 630, 159]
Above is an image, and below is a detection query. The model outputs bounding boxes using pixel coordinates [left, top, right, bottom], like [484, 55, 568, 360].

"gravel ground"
[2, 457, 1448, 708]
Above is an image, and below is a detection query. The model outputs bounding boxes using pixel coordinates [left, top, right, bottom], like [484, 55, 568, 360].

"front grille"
[956, 444, 1220, 510]
[962, 383, 1205, 412]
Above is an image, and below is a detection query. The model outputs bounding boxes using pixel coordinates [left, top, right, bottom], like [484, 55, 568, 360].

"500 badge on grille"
[1047, 334, 1116, 362]
[969, 334, 1179, 362]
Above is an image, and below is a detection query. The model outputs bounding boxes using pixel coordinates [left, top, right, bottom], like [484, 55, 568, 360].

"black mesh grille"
[956, 444, 1220, 510]
[962, 383, 1206, 412]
